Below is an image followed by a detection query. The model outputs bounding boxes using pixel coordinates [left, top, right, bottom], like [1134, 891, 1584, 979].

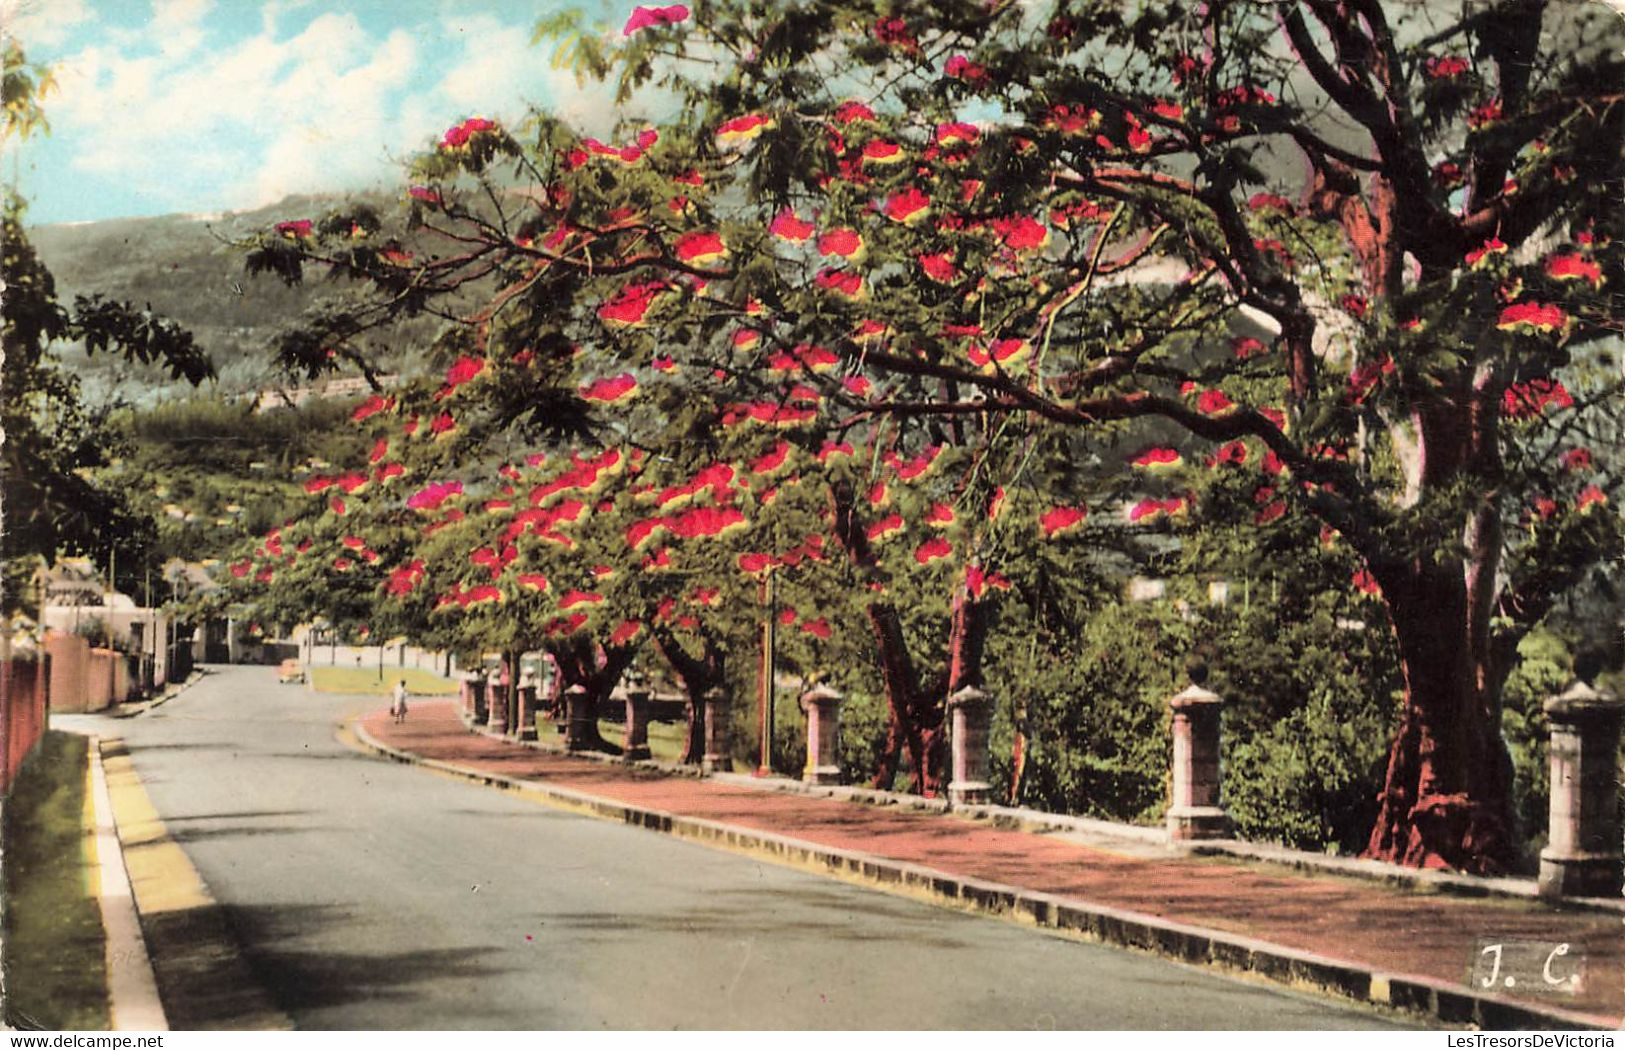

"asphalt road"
[73, 664, 1418, 1030]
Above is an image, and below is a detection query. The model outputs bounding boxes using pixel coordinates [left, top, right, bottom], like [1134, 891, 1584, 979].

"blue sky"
[4, 0, 624, 225]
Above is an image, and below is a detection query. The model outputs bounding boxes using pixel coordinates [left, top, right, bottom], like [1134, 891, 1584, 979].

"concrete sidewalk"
[355, 700, 1625, 1031]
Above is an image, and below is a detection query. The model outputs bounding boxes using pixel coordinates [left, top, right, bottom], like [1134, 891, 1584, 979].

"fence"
[0, 656, 49, 796]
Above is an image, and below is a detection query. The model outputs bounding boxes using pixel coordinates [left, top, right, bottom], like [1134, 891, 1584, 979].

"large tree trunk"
[833, 480, 994, 796]
[1363, 557, 1518, 874]
[549, 637, 634, 755]
[653, 629, 723, 766]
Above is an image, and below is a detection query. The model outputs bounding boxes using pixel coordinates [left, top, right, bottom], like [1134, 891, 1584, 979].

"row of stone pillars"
[1160, 678, 1625, 900]
[461, 669, 1624, 899]
[785, 677, 1625, 899]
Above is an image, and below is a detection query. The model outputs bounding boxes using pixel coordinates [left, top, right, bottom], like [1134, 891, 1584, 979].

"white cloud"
[48, 9, 425, 213]
[1, 0, 92, 50]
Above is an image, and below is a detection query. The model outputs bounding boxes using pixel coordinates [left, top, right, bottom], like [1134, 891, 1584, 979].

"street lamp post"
[755, 571, 777, 777]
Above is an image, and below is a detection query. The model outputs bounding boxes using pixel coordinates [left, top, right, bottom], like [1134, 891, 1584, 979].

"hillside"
[26, 193, 439, 401]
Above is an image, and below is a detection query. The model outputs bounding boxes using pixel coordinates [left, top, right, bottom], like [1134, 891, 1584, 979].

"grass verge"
[309, 666, 458, 695]
[593, 718, 688, 762]
[2, 731, 110, 1030]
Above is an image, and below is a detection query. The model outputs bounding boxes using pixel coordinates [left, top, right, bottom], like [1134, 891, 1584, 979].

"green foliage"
[1501, 630, 1571, 854]
[990, 600, 1187, 824]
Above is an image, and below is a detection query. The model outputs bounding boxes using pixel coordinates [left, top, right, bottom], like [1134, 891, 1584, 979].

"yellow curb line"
[100, 739, 292, 1030]
[87, 737, 168, 1031]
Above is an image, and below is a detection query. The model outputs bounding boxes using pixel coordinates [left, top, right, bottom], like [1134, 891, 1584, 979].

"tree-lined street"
[75, 666, 1413, 1030]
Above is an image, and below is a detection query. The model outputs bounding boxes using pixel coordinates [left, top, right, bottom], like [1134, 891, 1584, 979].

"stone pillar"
[1538, 681, 1624, 899]
[564, 685, 593, 751]
[702, 686, 732, 773]
[800, 684, 844, 785]
[485, 676, 507, 734]
[515, 684, 537, 742]
[1167, 682, 1229, 841]
[947, 686, 993, 806]
[624, 688, 652, 761]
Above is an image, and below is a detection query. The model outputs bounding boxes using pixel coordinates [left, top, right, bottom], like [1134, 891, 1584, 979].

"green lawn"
[309, 666, 459, 695]
[2, 731, 110, 1030]
[592, 718, 689, 762]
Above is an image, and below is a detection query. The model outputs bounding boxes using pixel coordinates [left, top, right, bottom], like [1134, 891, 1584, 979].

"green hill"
[26, 193, 434, 402]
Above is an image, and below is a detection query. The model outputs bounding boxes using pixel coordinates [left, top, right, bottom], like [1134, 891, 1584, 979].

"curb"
[108, 669, 207, 720]
[98, 738, 291, 1031]
[351, 717, 1619, 1032]
[86, 737, 167, 1031]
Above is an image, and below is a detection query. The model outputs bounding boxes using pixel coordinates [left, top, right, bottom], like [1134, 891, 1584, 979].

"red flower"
[1214, 441, 1249, 466]
[800, 618, 832, 639]
[1465, 238, 1507, 268]
[1232, 337, 1267, 360]
[1561, 447, 1593, 471]
[1425, 55, 1469, 79]
[861, 139, 905, 164]
[817, 228, 864, 259]
[1467, 98, 1503, 129]
[1196, 389, 1235, 415]
[1133, 447, 1182, 470]
[580, 374, 640, 403]
[883, 187, 932, 225]
[444, 354, 486, 388]
[670, 231, 723, 266]
[1496, 301, 1569, 334]
[895, 446, 942, 482]
[352, 394, 394, 422]
[1502, 378, 1573, 418]
[1352, 569, 1381, 596]
[914, 537, 953, 565]
[430, 411, 457, 437]
[622, 4, 689, 35]
[275, 219, 313, 239]
[1248, 193, 1294, 214]
[814, 268, 864, 298]
[832, 101, 876, 124]
[408, 481, 463, 511]
[769, 209, 816, 241]
[866, 513, 905, 542]
[1039, 505, 1088, 538]
[750, 442, 792, 476]
[993, 215, 1048, 251]
[716, 113, 774, 143]
[1546, 253, 1603, 288]
[1578, 485, 1608, 512]
[408, 186, 441, 205]
[918, 252, 957, 282]
[598, 281, 667, 327]
[738, 552, 775, 574]
[873, 17, 916, 49]
[944, 55, 987, 82]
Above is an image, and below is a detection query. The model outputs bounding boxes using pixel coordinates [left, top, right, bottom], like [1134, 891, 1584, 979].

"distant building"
[250, 374, 398, 412]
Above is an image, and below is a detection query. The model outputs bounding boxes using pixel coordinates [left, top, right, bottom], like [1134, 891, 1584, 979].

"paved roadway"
[68, 664, 1418, 1030]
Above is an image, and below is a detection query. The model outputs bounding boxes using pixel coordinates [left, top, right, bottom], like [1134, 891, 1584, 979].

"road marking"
[99, 738, 292, 1030]
[87, 737, 168, 1031]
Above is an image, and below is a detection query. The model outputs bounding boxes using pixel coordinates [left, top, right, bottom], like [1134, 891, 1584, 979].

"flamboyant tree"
[233, 0, 1622, 869]
[533, 0, 1625, 872]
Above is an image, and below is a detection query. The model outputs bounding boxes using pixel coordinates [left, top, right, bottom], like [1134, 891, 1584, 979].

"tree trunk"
[653, 629, 723, 767]
[1363, 559, 1518, 874]
[549, 637, 633, 755]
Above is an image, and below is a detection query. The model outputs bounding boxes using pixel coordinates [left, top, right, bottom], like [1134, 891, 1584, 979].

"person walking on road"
[392, 679, 409, 723]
